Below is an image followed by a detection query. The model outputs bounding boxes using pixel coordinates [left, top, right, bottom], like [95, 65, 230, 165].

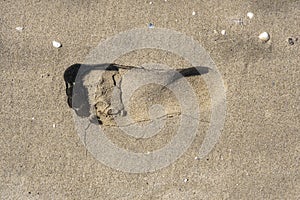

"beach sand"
[1, 0, 299, 199]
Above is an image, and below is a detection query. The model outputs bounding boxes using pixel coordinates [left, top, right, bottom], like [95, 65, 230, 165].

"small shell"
[247, 12, 254, 19]
[192, 11, 196, 16]
[52, 41, 62, 48]
[221, 30, 226, 35]
[258, 32, 270, 42]
[16, 27, 23, 31]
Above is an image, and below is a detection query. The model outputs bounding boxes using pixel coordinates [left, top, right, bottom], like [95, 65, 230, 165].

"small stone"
[247, 12, 254, 19]
[221, 30, 226, 35]
[183, 178, 188, 183]
[258, 32, 270, 42]
[192, 11, 196, 16]
[53, 124, 56, 128]
[149, 1, 153, 4]
[52, 41, 62, 48]
[148, 23, 154, 29]
[288, 38, 294, 45]
[31, 117, 35, 120]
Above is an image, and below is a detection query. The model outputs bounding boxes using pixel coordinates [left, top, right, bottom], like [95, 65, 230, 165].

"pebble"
[247, 12, 254, 19]
[148, 23, 154, 29]
[288, 38, 294, 45]
[52, 41, 62, 48]
[183, 178, 189, 183]
[53, 124, 56, 128]
[221, 30, 226, 35]
[258, 32, 270, 42]
[192, 11, 196, 16]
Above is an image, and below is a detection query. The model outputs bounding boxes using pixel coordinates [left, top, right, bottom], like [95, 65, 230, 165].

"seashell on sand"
[258, 32, 270, 42]
[52, 41, 62, 48]
[247, 12, 254, 19]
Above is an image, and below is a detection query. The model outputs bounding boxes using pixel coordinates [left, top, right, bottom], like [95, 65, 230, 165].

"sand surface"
[1, 0, 299, 199]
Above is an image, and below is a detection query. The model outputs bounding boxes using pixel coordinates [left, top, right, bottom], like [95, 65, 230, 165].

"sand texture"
[0, 0, 299, 199]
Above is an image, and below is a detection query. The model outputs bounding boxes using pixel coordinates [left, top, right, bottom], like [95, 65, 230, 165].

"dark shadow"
[173, 66, 210, 83]
[177, 66, 209, 77]
[64, 63, 119, 124]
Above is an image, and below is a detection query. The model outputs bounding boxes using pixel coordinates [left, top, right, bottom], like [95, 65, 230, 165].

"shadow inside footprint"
[63, 63, 210, 125]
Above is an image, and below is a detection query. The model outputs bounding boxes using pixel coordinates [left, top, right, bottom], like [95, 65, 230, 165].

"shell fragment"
[258, 32, 270, 42]
[16, 27, 23, 31]
[247, 12, 254, 19]
[52, 41, 62, 48]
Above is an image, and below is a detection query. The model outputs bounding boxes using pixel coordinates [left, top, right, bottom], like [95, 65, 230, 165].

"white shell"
[192, 11, 196, 16]
[247, 12, 254, 19]
[52, 41, 62, 48]
[16, 27, 23, 31]
[221, 30, 226, 35]
[258, 32, 270, 42]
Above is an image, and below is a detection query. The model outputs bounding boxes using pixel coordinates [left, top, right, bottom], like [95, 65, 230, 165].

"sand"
[0, 0, 299, 199]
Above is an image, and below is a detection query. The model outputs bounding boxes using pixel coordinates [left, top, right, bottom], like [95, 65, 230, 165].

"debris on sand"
[148, 23, 154, 29]
[232, 18, 244, 26]
[287, 37, 298, 45]
[247, 12, 254, 19]
[288, 38, 294, 45]
[52, 41, 62, 48]
[258, 32, 270, 42]
[16, 27, 23, 31]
